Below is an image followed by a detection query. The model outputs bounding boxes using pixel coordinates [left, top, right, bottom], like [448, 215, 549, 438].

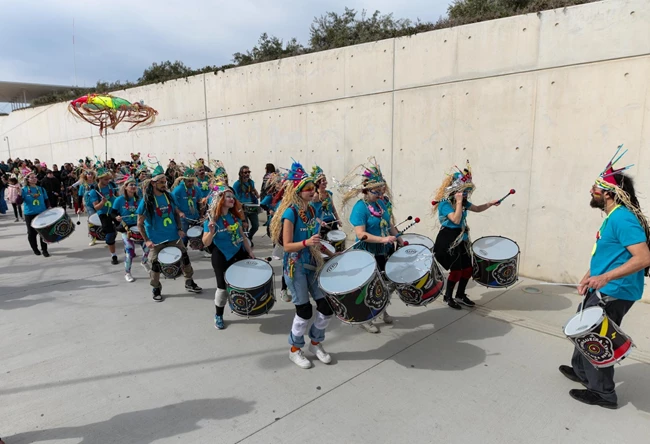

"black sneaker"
[559, 365, 588, 387]
[446, 298, 462, 310]
[42, 250, 50, 258]
[111, 255, 119, 265]
[455, 294, 476, 307]
[185, 280, 202, 293]
[33, 250, 42, 256]
[152, 286, 164, 302]
[569, 389, 618, 409]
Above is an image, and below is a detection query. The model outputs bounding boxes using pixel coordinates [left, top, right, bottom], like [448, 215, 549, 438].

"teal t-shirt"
[233, 179, 257, 204]
[89, 184, 117, 216]
[22, 186, 47, 216]
[172, 183, 200, 218]
[136, 194, 179, 245]
[196, 177, 211, 199]
[590, 205, 647, 301]
[282, 205, 318, 271]
[438, 200, 472, 240]
[311, 190, 335, 222]
[112, 195, 139, 227]
[203, 213, 245, 261]
[349, 199, 391, 255]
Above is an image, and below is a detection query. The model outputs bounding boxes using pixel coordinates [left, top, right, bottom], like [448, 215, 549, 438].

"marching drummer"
[431, 161, 500, 310]
[270, 160, 334, 369]
[136, 165, 202, 302]
[202, 182, 254, 330]
[88, 165, 120, 265]
[111, 176, 150, 283]
[560, 147, 650, 409]
[171, 165, 201, 246]
[310, 165, 341, 238]
[341, 158, 402, 333]
[233, 165, 260, 248]
[22, 171, 51, 257]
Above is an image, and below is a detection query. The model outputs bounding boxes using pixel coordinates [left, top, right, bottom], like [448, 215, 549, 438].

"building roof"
[0, 80, 75, 104]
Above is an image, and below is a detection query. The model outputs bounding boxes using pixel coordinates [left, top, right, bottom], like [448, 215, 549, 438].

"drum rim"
[31, 207, 67, 227]
[225, 259, 274, 288]
[471, 235, 520, 260]
[317, 250, 378, 294]
[563, 306, 605, 337]
[385, 244, 433, 284]
[187, 226, 203, 236]
[399, 233, 434, 248]
[88, 213, 102, 224]
[158, 246, 183, 263]
[326, 230, 346, 241]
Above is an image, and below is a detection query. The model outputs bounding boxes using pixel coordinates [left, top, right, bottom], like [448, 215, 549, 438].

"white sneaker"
[281, 289, 291, 302]
[381, 311, 393, 324]
[309, 342, 332, 364]
[360, 322, 379, 334]
[125, 273, 135, 283]
[203, 251, 212, 258]
[89, 238, 96, 246]
[289, 349, 312, 369]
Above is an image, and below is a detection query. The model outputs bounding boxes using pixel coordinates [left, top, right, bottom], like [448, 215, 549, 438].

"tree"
[233, 33, 305, 66]
[138, 60, 194, 84]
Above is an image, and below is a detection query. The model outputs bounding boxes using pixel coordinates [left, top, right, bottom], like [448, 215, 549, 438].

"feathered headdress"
[311, 165, 326, 183]
[287, 160, 313, 192]
[431, 160, 475, 208]
[595, 144, 634, 192]
[211, 160, 228, 182]
[338, 157, 391, 208]
[146, 155, 165, 180]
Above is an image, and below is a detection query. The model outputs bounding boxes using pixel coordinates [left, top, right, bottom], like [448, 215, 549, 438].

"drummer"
[233, 165, 260, 248]
[136, 164, 202, 302]
[270, 160, 333, 369]
[88, 165, 120, 265]
[202, 182, 254, 330]
[22, 171, 51, 257]
[560, 147, 650, 409]
[342, 158, 402, 333]
[111, 176, 150, 283]
[310, 165, 341, 238]
[78, 169, 99, 246]
[171, 165, 201, 246]
[431, 161, 500, 310]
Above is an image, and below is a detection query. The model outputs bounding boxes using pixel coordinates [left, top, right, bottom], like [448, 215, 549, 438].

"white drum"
[326, 230, 346, 252]
[225, 259, 275, 317]
[88, 213, 101, 226]
[87, 213, 105, 241]
[318, 250, 389, 324]
[471, 236, 520, 288]
[31, 207, 75, 243]
[158, 246, 183, 279]
[385, 244, 444, 306]
[400, 233, 434, 252]
[186, 225, 204, 250]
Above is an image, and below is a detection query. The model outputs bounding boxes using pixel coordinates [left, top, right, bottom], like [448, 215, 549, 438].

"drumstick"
[395, 217, 420, 238]
[497, 189, 516, 204]
[391, 215, 412, 230]
[340, 235, 368, 255]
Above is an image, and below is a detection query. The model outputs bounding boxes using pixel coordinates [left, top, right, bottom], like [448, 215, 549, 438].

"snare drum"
[225, 259, 275, 317]
[385, 244, 444, 306]
[320, 241, 336, 259]
[563, 306, 634, 368]
[88, 213, 106, 241]
[326, 230, 347, 252]
[471, 236, 520, 288]
[158, 246, 183, 279]
[318, 250, 389, 324]
[186, 226, 204, 250]
[400, 233, 434, 253]
[128, 226, 144, 242]
[31, 208, 75, 243]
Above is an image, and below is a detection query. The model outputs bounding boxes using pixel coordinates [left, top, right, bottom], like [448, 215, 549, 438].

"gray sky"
[1, 0, 449, 113]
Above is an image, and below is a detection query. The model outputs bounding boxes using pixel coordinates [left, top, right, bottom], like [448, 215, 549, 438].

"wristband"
[302, 240, 307, 247]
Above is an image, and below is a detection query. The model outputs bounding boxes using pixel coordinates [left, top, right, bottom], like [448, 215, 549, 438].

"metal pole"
[3, 136, 10, 158]
[104, 127, 108, 162]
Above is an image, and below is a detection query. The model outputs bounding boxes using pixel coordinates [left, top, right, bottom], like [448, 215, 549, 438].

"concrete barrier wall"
[2, 0, 650, 290]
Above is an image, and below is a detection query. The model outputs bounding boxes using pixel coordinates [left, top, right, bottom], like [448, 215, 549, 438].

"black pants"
[571, 291, 635, 403]
[211, 246, 250, 289]
[12, 203, 23, 219]
[25, 214, 47, 253]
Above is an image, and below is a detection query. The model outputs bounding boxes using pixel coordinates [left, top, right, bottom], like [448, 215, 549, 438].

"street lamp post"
[2, 136, 10, 158]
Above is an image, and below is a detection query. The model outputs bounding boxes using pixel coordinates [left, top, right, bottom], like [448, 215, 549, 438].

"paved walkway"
[1, 212, 649, 443]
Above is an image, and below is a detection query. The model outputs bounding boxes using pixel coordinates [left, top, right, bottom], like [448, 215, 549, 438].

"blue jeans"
[285, 264, 328, 348]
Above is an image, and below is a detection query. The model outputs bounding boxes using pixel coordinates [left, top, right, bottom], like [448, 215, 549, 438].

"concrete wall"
[2, 0, 650, 290]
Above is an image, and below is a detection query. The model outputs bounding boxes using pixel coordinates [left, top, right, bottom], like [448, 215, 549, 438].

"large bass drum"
[385, 244, 444, 306]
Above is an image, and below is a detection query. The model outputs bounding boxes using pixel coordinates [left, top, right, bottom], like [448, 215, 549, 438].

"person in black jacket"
[40, 170, 62, 208]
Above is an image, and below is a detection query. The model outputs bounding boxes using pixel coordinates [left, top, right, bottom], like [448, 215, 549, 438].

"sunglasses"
[369, 189, 385, 196]
[127, 183, 137, 187]
[302, 185, 316, 192]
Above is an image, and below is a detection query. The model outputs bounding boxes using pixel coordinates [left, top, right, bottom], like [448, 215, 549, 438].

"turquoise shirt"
[349, 199, 392, 255]
[136, 194, 180, 245]
[282, 204, 318, 272]
[196, 177, 211, 199]
[89, 184, 117, 216]
[590, 205, 647, 301]
[112, 195, 140, 227]
[203, 213, 245, 261]
[22, 186, 47, 216]
[172, 183, 200, 219]
[438, 200, 473, 240]
[311, 190, 335, 222]
[233, 179, 257, 204]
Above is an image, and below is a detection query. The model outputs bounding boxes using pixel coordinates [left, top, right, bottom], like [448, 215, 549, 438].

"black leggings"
[12, 203, 23, 219]
[25, 214, 47, 253]
[211, 246, 250, 289]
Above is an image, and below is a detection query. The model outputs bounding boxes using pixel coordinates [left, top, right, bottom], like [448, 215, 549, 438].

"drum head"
[564, 307, 604, 336]
[32, 208, 65, 228]
[472, 236, 519, 260]
[326, 230, 346, 242]
[319, 250, 376, 293]
[187, 226, 203, 237]
[385, 244, 433, 284]
[130, 226, 140, 234]
[320, 241, 335, 257]
[226, 259, 273, 288]
[158, 247, 182, 264]
[88, 213, 101, 225]
[400, 233, 434, 250]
